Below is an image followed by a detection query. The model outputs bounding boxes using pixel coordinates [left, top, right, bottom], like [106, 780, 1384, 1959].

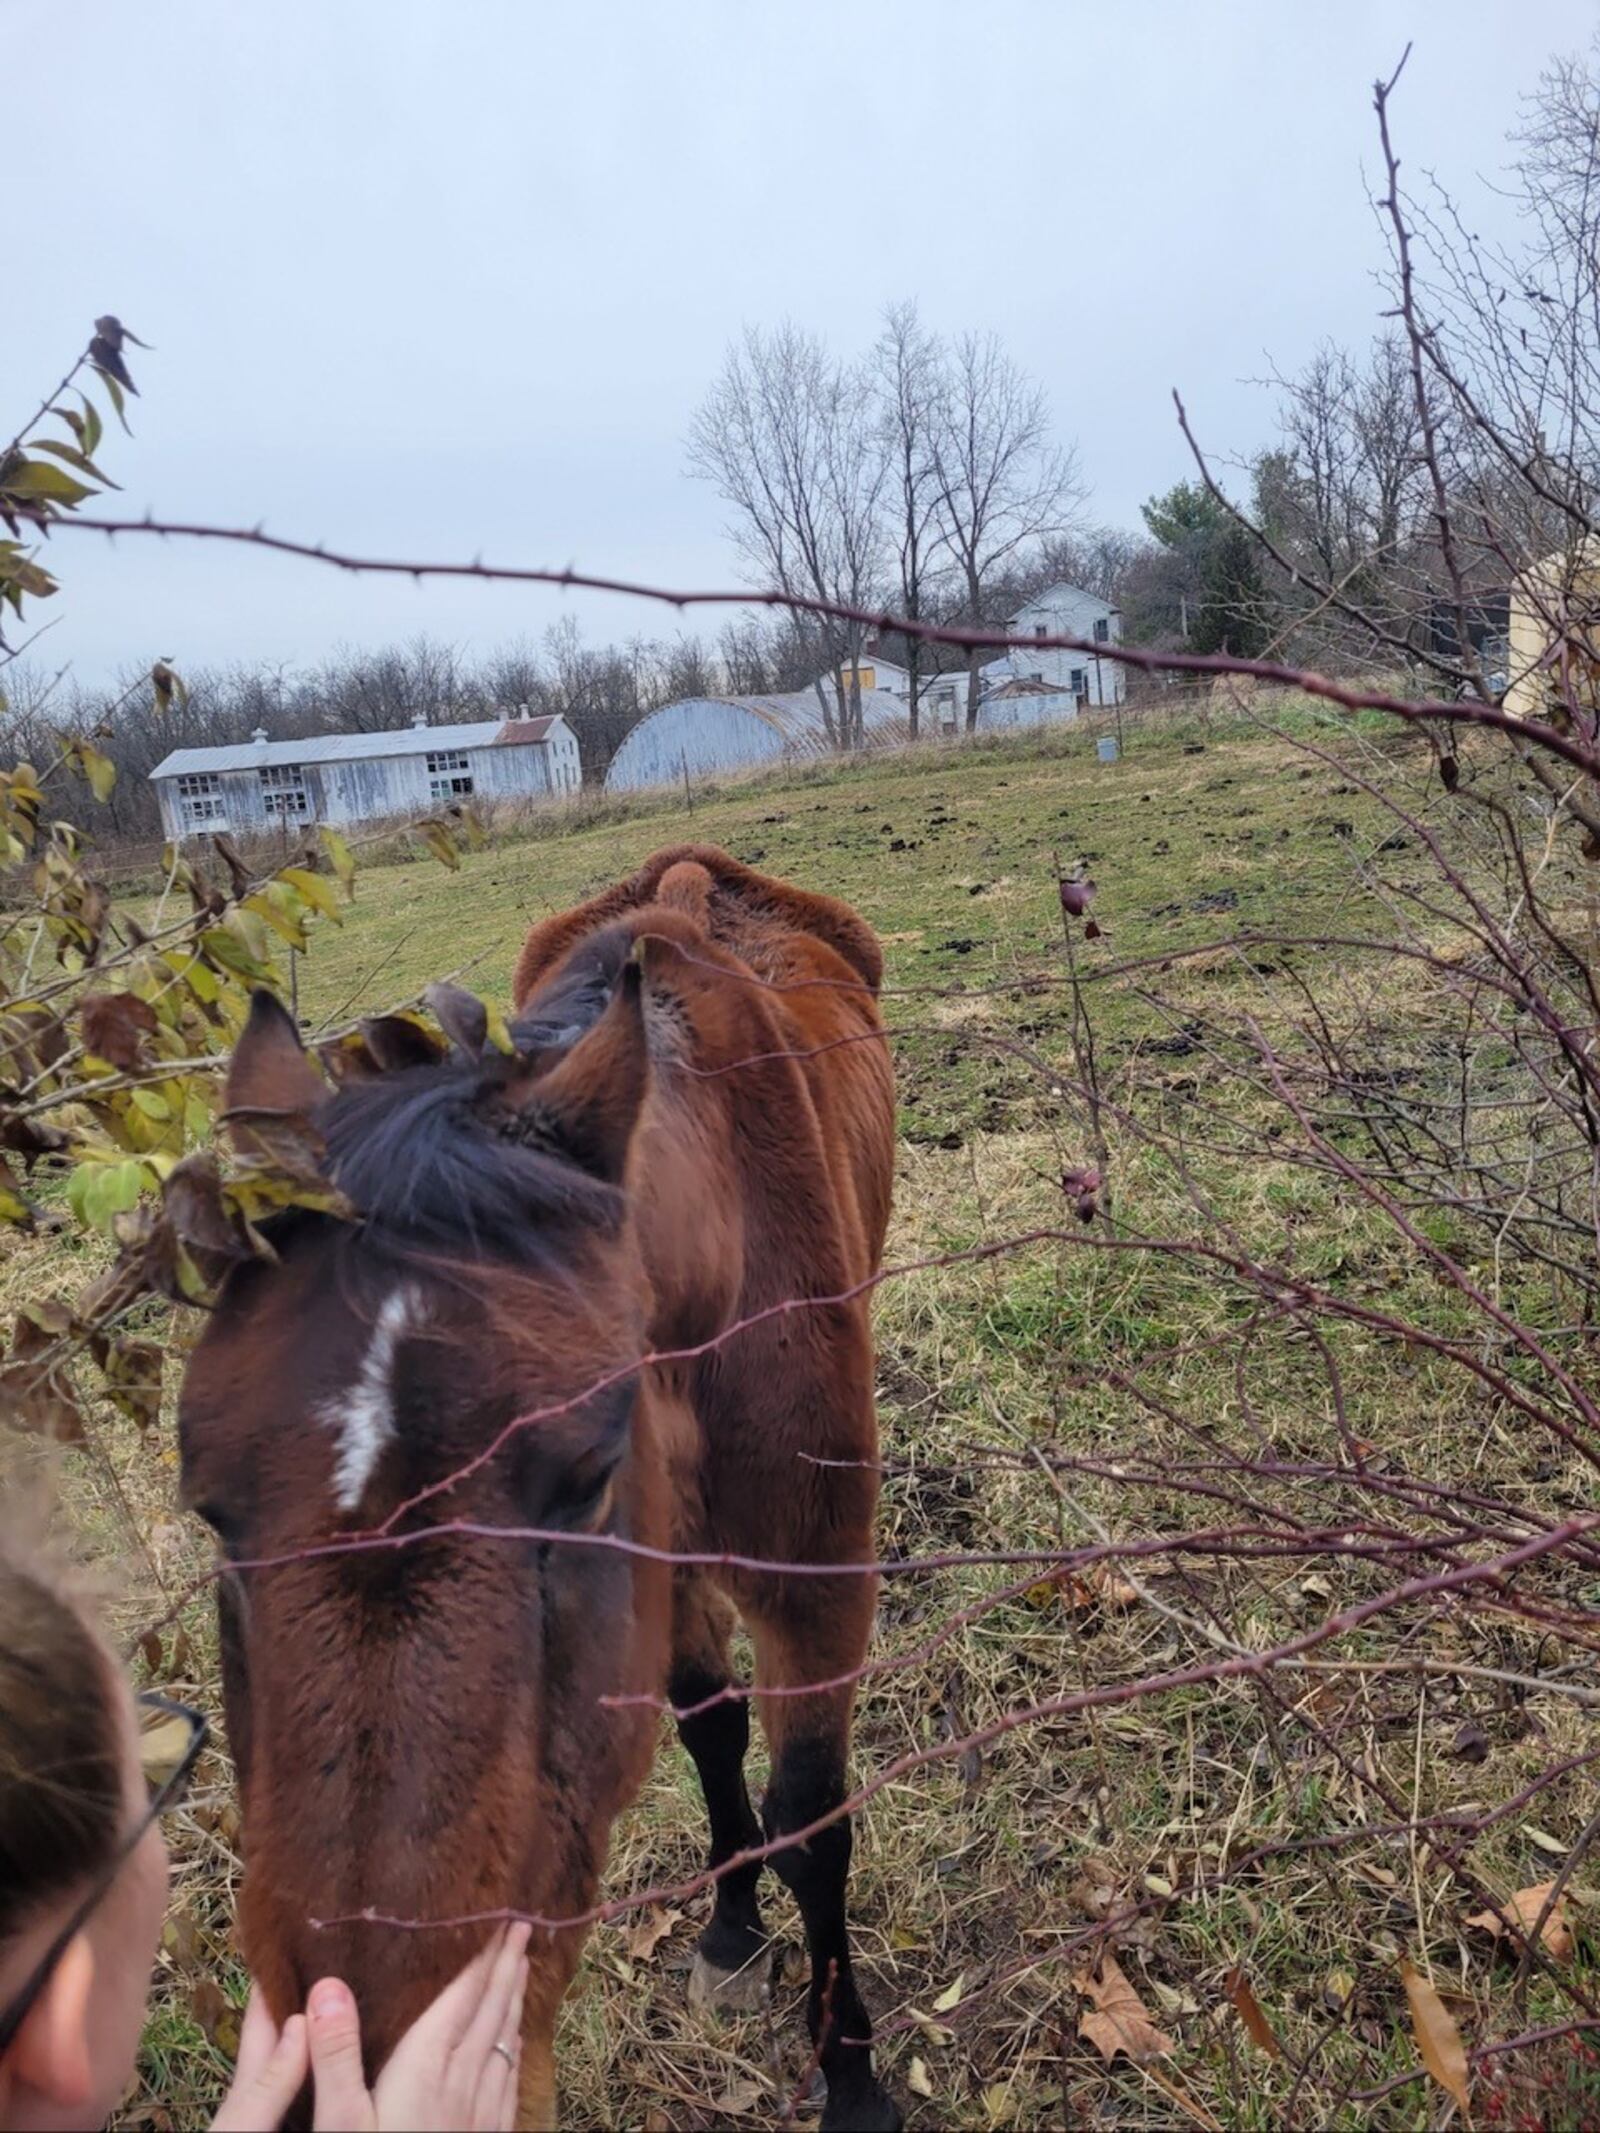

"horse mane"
[317, 926, 634, 1271]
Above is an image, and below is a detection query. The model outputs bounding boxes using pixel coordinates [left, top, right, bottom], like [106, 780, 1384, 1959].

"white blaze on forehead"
[320, 1285, 422, 1512]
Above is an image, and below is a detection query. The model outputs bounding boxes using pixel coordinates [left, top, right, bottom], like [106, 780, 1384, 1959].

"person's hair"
[0, 1518, 125, 1944]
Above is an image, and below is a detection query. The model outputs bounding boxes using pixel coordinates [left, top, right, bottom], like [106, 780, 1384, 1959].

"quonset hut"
[603, 690, 907, 793]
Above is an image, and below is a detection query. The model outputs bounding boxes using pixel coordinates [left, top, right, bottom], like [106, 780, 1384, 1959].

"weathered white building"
[151, 712, 581, 841]
[999, 582, 1124, 706]
[974, 677, 1086, 732]
[603, 688, 907, 794]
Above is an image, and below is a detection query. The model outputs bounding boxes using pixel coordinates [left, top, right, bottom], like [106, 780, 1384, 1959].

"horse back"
[513, 846, 894, 1289]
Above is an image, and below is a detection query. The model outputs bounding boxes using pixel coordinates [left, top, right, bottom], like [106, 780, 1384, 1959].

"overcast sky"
[9, 0, 1597, 688]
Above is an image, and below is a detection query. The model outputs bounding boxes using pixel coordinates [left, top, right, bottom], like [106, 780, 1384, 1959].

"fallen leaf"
[932, 1971, 966, 2014]
[907, 2057, 935, 2100]
[1072, 1950, 1174, 2064]
[1223, 1966, 1283, 2058]
[160, 1911, 201, 1967]
[908, 2009, 955, 2046]
[1068, 1861, 1119, 1919]
[624, 1905, 682, 1965]
[139, 1711, 193, 1788]
[1400, 1959, 1470, 2118]
[1321, 1967, 1355, 2014]
[188, 1975, 240, 2057]
[1466, 1883, 1573, 1961]
[1525, 1825, 1569, 1857]
[1451, 1721, 1490, 1763]
[708, 2076, 766, 2116]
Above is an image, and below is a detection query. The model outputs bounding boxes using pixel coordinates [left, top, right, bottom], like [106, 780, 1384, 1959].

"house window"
[425, 749, 474, 800]
[176, 772, 227, 831]
[934, 684, 959, 730]
[259, 764, 310, 819]
[1070, 668, 1088, 700]
[1093, 617, 1110, 643]
[1034, 624, 1048, 638]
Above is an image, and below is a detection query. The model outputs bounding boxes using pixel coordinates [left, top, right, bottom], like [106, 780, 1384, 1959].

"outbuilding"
[603, 689, 906, 793]
[150, 711, 581, 840]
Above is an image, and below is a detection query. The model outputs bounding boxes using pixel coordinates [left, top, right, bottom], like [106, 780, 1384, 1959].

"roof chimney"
[411, 713, 428, 730]
[516, 701, 530, 722]
[251, 726, 268, 745]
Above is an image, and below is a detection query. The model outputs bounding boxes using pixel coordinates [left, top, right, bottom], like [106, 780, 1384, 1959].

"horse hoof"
[821, 2085, 901, 2133]
[687, 1947, 769, 2015]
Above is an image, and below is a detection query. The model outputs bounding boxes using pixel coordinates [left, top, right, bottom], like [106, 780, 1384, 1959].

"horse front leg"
[670, 1572, 771, 2009]
[747, 1581, 901, 2133]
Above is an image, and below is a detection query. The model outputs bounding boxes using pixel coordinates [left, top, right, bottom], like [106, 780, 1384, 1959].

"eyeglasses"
[0, 1692, 208, 2061]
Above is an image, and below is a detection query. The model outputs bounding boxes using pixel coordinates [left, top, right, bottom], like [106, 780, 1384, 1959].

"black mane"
[318, 927, 632, 1269]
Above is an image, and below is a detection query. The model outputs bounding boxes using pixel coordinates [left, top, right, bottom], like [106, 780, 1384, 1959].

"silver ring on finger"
[492, 2041, 517, 2069]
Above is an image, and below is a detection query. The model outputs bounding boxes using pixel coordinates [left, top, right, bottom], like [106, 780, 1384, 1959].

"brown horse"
[178, 845, 900, 2130]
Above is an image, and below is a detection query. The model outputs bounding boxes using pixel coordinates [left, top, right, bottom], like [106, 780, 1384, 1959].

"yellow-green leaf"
[30, 437, 118, 488]
[417, 818, 460, 871]
[72, 739, 117, 802]
[484, 1000, 514, 1055]
[279, 866, 343, 923]
[1, 458, 94, 507]
[320, 826, 356, 893]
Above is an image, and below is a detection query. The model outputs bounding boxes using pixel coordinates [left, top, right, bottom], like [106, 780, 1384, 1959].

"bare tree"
[928, 333, 1084, 729]
[873, 302, 947, 738]
[687, 324, 887, 748]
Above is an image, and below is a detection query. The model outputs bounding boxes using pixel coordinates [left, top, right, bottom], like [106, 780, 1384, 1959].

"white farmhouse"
[150, 710, 581, 841]
[999, 582, 1124, 706]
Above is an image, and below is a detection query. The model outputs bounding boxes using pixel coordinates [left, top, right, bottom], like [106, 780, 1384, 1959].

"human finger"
[475, 2032, 521, 2133]
[307, 1978, 376, 2132]
[456, 1925, 531, 2076]
[212, 2008, 309, 2132]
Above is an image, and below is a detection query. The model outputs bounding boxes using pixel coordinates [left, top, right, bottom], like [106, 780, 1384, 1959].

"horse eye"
[545, 1460, 618, 1535]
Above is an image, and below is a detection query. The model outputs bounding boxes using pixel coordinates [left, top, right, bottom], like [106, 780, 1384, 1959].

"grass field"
[33, 703, 1600, 2130]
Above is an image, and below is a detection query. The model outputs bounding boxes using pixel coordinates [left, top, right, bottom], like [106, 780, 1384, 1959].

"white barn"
[603, 689, 906, 794]
[151, 712, 581, 841]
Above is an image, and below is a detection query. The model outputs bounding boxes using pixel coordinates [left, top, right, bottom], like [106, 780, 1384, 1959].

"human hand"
[306, 1922, 533, 2133]
[211, 1988, 309, 2131]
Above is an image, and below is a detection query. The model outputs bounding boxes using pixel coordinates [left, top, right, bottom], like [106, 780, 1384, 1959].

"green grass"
[32, 701, 1597, 2130]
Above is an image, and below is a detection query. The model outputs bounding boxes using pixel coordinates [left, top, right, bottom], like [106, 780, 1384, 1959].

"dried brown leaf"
[1223, 1966, 1283, 2058]
[1072, 1949, 1174, 2065]
[1400, 1959, 1471, 2118]
[1465, 1882, 1574, 1962]
[623, 1905, 682, 1964]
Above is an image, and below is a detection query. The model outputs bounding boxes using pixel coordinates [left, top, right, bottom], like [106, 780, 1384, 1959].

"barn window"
[176, 772, 227, 830]
[259, 764, 310, 819]
[1093, 617, 1110, 643]
[425, 749, 474, 799]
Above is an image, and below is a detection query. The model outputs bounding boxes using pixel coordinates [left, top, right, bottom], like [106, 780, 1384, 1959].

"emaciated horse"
[178, 845, 900, 2130]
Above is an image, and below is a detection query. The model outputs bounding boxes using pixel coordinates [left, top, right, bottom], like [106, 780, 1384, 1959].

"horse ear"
[224, 990, 326, 1145]
[507, 959, 647, 1183]
[358, 1013, 447, 1074]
